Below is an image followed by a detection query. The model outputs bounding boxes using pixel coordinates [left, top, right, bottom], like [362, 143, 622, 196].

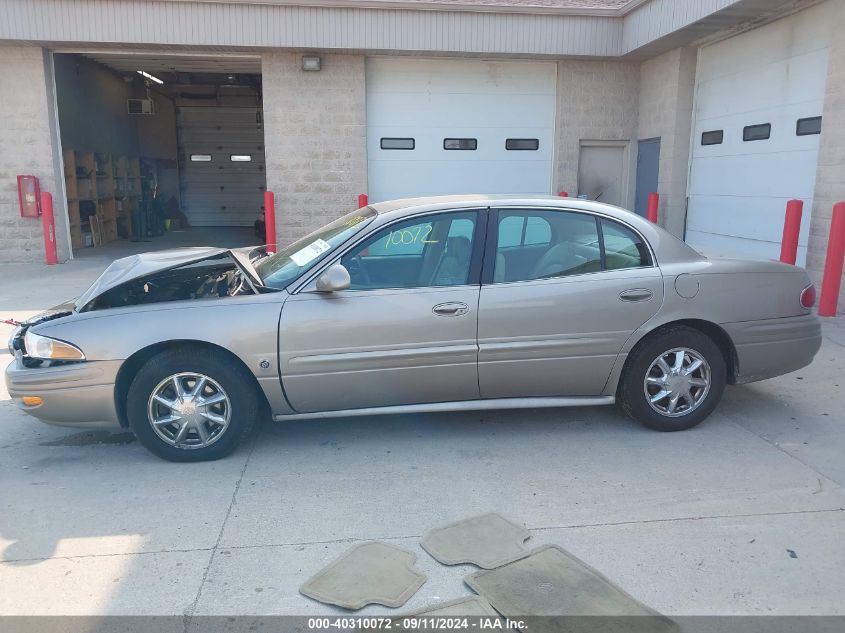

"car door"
[478, 207, 663, 398]
[278, 209, 485, 413]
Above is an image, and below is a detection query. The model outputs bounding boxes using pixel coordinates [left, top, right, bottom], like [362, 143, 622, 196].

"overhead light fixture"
[302, 55, 321, 72]
[137, 70, 164, 85]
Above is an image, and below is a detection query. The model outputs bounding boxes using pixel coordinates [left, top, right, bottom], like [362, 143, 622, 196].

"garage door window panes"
[341, 212, 477, 289]
[190, 154, 212, 162]
[506, 139, 540, 151]
[600, 220, 652, 270]
[796, 117, 822, 136]
[380, 138, 415, 150]
[743, 124, 771, 142]
[494, 211, 600, 283]
[444, 138, 477, 150]
[701, 130, 723, 146]
[230, 155, 252, 162]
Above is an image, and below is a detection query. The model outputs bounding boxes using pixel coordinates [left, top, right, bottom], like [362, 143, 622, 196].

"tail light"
[800, 284, 816, 309]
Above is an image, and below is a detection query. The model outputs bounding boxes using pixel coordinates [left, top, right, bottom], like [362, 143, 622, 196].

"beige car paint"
[280, 285, 481, 412]
[13, 291, 295, 422]
[478, 265, 664, 398]
[5, 195, 822, 430]
[5, 359, 122, 427]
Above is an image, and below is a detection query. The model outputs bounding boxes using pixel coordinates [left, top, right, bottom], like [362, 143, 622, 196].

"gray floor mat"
[399, 596, 501, 617]
[421, 512, 531, 569]
[465, 545, 678, 633]
[385, 597, 502, 632]
[300, 541, 427, 610]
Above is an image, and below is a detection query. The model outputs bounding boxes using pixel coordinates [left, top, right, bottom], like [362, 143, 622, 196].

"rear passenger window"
[492, 210, 600, 283]
[601, 220, 651, 270]
[497, 216, 524, 248]
[524, 216, 551, 245]
[496, 215, 551, 248]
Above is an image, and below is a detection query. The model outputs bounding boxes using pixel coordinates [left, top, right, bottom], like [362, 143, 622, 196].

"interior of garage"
[52, 52, 266, 258]
[684, 0, 833, 267]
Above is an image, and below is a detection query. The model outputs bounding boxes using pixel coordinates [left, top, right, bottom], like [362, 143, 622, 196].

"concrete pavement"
[1, 235, 844, 617]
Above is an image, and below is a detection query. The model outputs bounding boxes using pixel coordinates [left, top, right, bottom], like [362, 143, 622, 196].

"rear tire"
[619, 326, 726, 432]
[126, 347, 259, 462]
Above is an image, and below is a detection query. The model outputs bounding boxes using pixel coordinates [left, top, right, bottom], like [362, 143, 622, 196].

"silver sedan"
[6, 195, 822, 461]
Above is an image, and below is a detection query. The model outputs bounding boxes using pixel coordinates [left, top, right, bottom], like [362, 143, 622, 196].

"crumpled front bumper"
[5, 356, 123, 429]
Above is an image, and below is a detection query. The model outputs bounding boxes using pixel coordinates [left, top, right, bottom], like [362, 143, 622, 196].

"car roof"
[371, 194, 638, 223]
[368, 194, 704, 265]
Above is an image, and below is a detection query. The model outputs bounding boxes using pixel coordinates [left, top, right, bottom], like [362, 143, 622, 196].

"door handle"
[432, 302, 469, 316]
[619, 289, 653, 302]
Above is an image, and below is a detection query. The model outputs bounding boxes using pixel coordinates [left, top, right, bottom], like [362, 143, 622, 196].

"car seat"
[432, 236, 472, 285]
[529, 242, 581, 279]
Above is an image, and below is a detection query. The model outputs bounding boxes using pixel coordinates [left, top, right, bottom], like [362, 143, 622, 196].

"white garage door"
[177, 106, 266, 226]
[686, 1, 836, 266]
[366, 58, 556, 203]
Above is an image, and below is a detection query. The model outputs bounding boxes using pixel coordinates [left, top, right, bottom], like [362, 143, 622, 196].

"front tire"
[619, 326, 726, 432]
[126, 347, 259, 462]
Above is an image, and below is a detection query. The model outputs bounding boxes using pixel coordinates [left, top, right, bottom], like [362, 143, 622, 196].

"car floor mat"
[464, 544, 679, 633]
[399, 595, 501, 617]
[300, 541, 427, 610]
[420, 512, 531, 569]
[381, 596, 502, 632]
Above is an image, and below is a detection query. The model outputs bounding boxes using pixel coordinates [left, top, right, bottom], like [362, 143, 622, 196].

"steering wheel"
[228, 274, 245, 296]
[344, 255, 371, 287]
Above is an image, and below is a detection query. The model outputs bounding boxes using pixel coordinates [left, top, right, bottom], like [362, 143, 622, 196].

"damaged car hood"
[74, 247, 230, 310]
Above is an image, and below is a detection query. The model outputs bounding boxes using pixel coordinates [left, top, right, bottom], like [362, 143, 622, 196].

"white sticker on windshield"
[290, 238, 332, 266]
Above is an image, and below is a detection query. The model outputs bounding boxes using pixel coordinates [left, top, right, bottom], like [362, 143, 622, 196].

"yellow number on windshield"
[383, 224, 438, 248]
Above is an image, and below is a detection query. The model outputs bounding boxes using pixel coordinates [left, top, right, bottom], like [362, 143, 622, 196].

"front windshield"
[256, 207, 377, 289]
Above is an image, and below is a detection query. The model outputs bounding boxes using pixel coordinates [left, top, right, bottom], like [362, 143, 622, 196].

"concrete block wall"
[261, 52, 367, 248]
[808, 0, 845, 313]
[0, 46, 61, 262]
[554, 60, 641, 207]
[637, 47, 696, 238]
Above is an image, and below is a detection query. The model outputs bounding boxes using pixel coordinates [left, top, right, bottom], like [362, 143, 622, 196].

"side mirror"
[315, 263, 351, 292]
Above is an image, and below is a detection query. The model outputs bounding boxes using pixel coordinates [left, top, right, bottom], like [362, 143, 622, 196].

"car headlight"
[7, 326, 21, 355]
[24, 329, 86, 360]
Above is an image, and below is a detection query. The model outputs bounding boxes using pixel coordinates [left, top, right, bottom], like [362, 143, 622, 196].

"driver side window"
[341, 212, 477, 290]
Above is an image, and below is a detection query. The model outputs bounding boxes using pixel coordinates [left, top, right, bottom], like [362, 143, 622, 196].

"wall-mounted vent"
[127, 98, 156, 115]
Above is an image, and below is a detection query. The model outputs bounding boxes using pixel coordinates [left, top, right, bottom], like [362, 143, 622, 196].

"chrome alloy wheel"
[643, 347, 711, 418]
[147, 373, 231, 449]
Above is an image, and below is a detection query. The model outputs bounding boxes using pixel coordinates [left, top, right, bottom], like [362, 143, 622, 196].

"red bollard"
[263, 190, 276, 254]
[358, 193, 369, 208]
[646, 192, 659, 223]
[40, 191, 58, 265]
[779, 199, 804, 265]
[819, 202, 845, 317]
[558, 191, 569, 197]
